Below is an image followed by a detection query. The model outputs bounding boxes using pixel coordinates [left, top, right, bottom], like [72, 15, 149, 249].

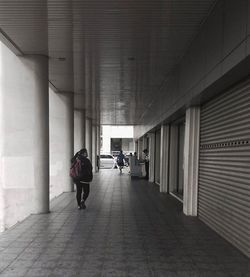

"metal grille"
[199, 80, 250, 258]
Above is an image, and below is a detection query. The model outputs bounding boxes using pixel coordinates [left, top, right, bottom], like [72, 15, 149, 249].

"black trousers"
[75, 181, 90, 206]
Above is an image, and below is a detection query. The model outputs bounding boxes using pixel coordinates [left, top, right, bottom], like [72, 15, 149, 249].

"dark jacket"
[117, 153, 125, 166]
[71, 152, 93, 182]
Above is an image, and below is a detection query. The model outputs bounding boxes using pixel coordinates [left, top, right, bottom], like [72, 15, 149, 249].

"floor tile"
[0, 170, 249, 277]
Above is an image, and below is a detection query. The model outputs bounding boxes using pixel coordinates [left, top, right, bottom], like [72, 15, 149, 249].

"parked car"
[99, 154, 115, 169]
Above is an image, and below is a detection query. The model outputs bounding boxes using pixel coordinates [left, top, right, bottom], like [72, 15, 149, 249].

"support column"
[142, 136, 147, 151]
[148, 133, 155, 183]
[0, 182, 4, 232]
[74, 109, 85, 152]
[32, 55, 50, 213]
[65, 92, 74, 192]
[138, 138, 143, 159]
[96, 124, 101, 156]
[92, 123, 97, 172]
[82, 111, 86, 147]
[96, 124, 101, 171]
[183, 107, 200, 216]
[160, 124, 170, 193]
[0, 56, 4, 229]
[85, 117, 92, 162]
[135, 140, 138, 155]
[169, 125, 178, 193]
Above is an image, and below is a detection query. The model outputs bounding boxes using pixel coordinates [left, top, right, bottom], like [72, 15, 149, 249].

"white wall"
[49, 89, 73, 199]
[0, 42, 37, 229]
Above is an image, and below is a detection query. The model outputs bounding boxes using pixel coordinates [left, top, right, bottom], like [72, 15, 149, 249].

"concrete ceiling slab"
[0, 0, 217, 125]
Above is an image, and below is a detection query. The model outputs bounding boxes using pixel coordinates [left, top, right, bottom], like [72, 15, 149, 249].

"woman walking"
[71, 148, 93, 209]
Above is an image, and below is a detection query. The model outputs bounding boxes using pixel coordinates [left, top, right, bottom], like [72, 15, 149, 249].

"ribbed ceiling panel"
[0, 0, 48, 54]
[0, 0, 217, 124]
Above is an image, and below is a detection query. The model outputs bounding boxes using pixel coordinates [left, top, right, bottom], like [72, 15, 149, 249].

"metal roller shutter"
[198, 80, 250, 258]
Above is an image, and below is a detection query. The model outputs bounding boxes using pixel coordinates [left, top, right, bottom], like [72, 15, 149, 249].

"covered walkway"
[0, 170, 249, 277]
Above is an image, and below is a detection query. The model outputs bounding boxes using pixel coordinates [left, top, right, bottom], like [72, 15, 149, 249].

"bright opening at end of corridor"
[101, 125, 134, 155]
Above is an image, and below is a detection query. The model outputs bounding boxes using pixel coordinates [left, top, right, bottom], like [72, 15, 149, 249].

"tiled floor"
[0, 169, 249, 277]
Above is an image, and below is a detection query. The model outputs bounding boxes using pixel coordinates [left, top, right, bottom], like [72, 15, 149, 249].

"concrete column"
[142, 136, 147, 151]
[135, 140, 138, 155]
[183, 107, 200, 216]
[74, 109, 85, 153]
[85, 117, 92, 162]
[0, 182, 4, 232]
[148, 133, 155, 183]
[138, 138, 143, 159]
[82, 111, 86, 147]
[169, 125, 178, 193]
[96, 124, 100, 171]
[137, 140, 140, 158]
[96, 124, 101, 156]
[65, 92, 74, 192]
[31, 55, 50, 213]
[0, 66, 4, 230]
[160, 124, 170, 193]
[92, 123, 97, 172]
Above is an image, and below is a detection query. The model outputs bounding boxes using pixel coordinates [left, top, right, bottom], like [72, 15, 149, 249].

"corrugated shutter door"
[198, 80, 250, 258]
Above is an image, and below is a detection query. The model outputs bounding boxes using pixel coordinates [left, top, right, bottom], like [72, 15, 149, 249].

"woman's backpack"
[70, 158, 82, 178]
[70, 157, 93, 182]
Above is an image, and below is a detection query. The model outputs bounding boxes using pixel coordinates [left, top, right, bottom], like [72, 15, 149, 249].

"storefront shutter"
[199, 80, 250, 258]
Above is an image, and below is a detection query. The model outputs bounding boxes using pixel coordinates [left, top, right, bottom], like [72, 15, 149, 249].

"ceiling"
[0, 0, 217, 125]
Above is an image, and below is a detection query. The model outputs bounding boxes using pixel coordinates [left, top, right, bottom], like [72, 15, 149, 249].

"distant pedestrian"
[116, 150, 125, 173]
[70, 148, 93, 210]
